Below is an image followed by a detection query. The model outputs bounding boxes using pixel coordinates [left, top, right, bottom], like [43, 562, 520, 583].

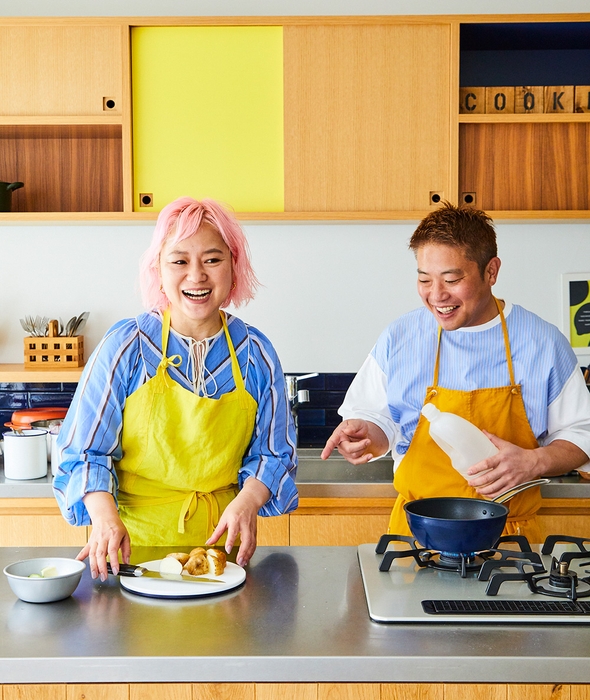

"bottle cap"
[421, 403, 440, 421]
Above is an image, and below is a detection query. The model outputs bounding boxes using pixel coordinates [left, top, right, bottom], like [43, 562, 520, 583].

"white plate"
[118, 559, 246, 598]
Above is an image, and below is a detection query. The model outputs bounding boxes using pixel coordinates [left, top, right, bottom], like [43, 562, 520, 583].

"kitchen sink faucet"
[285, 373, 319, 443]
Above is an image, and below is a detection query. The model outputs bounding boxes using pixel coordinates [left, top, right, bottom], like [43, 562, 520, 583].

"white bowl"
[3, 557, 86, 603]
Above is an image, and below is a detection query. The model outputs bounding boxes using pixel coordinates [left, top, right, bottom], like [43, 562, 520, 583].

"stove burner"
[375, 533, 533, 579]
[482, 539, 590, 601]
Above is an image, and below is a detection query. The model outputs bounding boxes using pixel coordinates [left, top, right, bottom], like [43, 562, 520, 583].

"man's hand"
[206, 478, 271, 567]
[321, 419, 389, 465]
[467, 433, 589, 499]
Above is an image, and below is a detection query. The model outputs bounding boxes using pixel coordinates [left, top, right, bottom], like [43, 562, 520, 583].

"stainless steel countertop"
[1, 545, 590, 684]
[1, 450, 589, 499]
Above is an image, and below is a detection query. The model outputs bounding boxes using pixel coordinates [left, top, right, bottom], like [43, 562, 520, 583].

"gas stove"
[358, 534, 590, 623]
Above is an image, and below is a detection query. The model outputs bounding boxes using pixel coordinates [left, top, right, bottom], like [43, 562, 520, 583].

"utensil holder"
[23, 335, 84, 369]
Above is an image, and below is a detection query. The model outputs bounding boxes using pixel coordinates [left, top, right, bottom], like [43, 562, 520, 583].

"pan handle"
[492, 478, 551, 504]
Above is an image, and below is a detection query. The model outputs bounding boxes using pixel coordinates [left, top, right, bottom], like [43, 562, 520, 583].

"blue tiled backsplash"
[0, 374, 353, 446]
[292, 373, 355, 448]
[0, 383, 77, 433]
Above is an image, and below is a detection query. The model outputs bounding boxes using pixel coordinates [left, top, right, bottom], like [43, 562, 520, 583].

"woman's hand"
[321, 419, 389, 464]
[206, 478, 271, 567]
[78, 491, 131, 581]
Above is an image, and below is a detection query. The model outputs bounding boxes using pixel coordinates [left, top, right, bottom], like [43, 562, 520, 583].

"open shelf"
[0, 124, 123, 213]
[0, 364, 83, 383]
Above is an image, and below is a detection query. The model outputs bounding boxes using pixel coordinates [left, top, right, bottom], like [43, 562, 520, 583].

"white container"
[49, 423, 63, 476]
[421, 403, 498, 478]
[3, 429, 48, 480]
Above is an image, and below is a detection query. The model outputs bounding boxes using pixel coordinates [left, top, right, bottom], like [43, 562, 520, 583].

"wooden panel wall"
[0, 25, 123, 117]
[0, 125, 123, 212]
[459, 123, 590, 211]
[284, 23, 452, 212]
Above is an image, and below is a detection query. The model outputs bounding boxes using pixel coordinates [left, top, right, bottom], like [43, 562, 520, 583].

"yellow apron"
[389, 298, 543, 544]
[116, 309, 258, 546]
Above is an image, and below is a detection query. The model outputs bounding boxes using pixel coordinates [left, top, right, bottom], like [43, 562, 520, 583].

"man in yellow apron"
[322, 202, 590, 542]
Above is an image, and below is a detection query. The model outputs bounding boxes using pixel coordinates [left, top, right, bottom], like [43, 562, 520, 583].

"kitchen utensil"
[3, 428, 48, 480]
[0, 181, 23, 212]
[404, 479, 550, 554]
[3, 557, 85, 603]
[72, 311, 89, 336]
[106, 562, 222, 584]
[114, 559, 246, 598]
[19, 317, 35, 335]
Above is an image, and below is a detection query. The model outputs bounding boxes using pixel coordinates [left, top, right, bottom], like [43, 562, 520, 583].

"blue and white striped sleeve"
[52, 319, 143, 526]
[239, 328, 298, 516]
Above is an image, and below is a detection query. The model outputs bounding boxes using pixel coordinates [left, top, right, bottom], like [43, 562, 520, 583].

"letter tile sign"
[545, 86, 574, 113]
[459, 87, 485, 114]
[515, 86, 544, 114]
[485, 87, 515, 114]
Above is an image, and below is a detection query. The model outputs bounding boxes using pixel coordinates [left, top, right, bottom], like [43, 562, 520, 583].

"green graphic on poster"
[570, 280, 590, 348]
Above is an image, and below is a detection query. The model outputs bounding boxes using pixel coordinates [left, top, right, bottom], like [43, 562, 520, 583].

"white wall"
[1, 0, 589, 372]
[3, 0, 590, 17]
[1, 220, 589, 372]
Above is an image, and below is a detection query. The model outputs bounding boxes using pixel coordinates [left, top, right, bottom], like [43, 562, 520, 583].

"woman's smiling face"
[416, 243, 501, 330]
[159, 223, 233, 340]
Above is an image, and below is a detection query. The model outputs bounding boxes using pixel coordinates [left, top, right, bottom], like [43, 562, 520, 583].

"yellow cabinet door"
[132, 26, 284, 213]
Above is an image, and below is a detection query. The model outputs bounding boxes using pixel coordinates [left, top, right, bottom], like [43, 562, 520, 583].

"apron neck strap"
[159, 308, 182, 372]
[432, 296, 515, 387]
[220, 311, 246, 393]
[159, 308, 247, 396]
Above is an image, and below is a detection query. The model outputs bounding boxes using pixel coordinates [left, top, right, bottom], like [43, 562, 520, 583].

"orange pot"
[4, 407, 68, 431]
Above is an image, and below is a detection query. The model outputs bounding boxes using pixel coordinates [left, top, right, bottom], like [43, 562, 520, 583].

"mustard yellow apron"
[389, 298, 543, 544]
[116, 309, 258, 546]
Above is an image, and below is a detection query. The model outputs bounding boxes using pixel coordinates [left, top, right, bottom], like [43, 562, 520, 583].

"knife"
[106, 563, 223, 584]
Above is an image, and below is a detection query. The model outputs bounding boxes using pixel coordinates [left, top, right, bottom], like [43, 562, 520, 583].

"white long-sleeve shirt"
[340, 302, 590, 472]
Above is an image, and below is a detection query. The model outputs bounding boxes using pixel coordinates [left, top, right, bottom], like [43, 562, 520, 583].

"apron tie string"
[177, 484, 238, 536]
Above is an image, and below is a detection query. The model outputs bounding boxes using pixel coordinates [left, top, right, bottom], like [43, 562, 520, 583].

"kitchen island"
[1, 544, 590, 692]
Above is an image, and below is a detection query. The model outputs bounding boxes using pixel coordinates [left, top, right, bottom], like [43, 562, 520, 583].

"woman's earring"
[231, 282, 236, 290]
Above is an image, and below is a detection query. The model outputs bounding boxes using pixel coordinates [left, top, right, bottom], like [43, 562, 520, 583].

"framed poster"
[562, 273, 590, 355]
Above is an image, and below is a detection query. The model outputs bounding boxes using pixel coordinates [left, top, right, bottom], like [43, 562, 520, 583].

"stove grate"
[422, 599, 590, 615]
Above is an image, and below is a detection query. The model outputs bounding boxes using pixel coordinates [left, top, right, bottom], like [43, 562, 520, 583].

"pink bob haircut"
[139, 197, 259, 311]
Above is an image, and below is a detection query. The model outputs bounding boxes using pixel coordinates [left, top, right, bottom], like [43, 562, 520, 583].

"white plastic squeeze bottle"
[420, 403, 498, 478]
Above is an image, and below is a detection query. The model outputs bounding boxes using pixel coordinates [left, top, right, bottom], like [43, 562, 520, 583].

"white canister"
[49, 423, 63, 477]
[3, 429, 49, 480]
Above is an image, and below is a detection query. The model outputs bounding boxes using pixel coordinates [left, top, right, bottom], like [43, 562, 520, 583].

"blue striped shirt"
[53, 311, 298, 526]
[341, 303, 590, 466]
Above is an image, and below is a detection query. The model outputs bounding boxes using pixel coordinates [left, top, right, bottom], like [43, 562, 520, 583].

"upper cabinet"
[458, 20, 590, 215]
[0, 22, 128, 214]
[0, 15, 589, 220]
[283, 23, 453, 213]
[0, 24, 123, 117]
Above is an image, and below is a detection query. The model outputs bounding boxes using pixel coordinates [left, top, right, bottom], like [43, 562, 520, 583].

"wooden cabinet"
[458, 20, 590, 216]
[0, 21, 129, 215]
[0, 24, 123, 117]
[0, 496, 586, 548]
[283, 23, 453, 213]
[0, 498, 87, 547]
[0, 683, 588, 700]
[0, 15, 589, 221]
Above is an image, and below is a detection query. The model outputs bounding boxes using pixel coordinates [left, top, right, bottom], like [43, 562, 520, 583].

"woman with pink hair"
[54, 197, 297, 580]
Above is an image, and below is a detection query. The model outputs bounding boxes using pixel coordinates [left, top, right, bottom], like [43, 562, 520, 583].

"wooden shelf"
[0, 364, 83, 383]
[0, 116, 123, 126]
[459, 113, 590, 124]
